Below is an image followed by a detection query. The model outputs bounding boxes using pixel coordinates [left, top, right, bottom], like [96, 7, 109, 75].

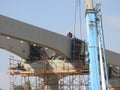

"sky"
[0, 0, 120, 89]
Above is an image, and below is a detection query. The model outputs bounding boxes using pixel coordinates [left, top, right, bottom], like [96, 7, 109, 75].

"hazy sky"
[0, 0, 120, 89]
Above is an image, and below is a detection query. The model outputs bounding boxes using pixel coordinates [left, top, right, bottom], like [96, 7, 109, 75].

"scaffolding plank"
[7, 69, 89, 76]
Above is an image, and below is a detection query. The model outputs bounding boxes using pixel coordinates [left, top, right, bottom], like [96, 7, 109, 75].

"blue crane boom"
[85, 4, 101, 90]
[85, 0, 109, 90]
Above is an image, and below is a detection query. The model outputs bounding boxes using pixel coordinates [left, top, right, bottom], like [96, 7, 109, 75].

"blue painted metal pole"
[86, 11, 100, 90]
[85, 0, 101, 90]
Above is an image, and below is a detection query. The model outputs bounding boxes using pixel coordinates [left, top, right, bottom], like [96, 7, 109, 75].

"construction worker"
[67, 30, 73, 38]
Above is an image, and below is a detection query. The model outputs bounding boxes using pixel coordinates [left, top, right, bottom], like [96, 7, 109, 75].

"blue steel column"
[86, 11, 100, 90]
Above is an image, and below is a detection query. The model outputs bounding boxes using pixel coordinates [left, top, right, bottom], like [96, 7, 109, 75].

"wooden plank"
[7, 69, 89, 76]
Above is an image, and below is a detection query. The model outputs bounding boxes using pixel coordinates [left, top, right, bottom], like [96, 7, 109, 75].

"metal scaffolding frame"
[8, 55, 90, 90]
[8, 42, 120, 90]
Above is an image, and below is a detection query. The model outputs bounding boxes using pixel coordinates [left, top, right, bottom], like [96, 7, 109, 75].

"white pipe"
[98, 36, 106, 90]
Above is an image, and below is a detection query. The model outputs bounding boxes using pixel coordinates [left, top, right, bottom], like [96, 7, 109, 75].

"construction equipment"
[85, 0, 109, 90]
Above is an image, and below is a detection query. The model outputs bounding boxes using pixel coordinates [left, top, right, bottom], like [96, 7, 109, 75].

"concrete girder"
[0, 15, 71, 58]
[0, 15, 120, 66]
[106, 50, 120, 66]
[0, 35, 30, 59]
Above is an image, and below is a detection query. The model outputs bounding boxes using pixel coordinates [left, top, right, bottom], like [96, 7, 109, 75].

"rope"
[74, 0, 82, 39]
[73, 0, 78, 38]
[78, 0, 82, 40]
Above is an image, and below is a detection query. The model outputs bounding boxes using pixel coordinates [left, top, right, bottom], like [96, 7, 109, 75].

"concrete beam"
[0, 15, 71, 58]
[0, 35, 29, 59]
[106, 50, 120, 66]
[0, 15, 119, 66]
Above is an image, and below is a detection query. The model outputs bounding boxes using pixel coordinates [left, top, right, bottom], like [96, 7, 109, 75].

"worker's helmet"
[67, 29, 71, 33]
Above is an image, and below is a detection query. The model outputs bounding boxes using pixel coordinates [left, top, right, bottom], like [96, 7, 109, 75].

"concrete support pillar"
[41, 75, 59, 90]
[47, 77, 59, 90]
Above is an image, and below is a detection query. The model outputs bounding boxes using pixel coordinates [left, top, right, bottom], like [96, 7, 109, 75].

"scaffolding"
[8, 56, 120, 90]
[108, 64, 120, 90]
[7, 39, 120, 90]
[8, 54, 90, 90]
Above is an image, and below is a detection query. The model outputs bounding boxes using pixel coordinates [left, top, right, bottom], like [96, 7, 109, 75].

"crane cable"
[78, 0, 82, 40]
[73, 0, 77, 38]
[74, 0, 82, 39]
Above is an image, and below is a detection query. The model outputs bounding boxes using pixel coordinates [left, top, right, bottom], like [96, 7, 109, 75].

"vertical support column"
[9, 56, 14, 90]
[35, 77, 38, 90]
[44, 75, 48, 90]
[10, 75, 14, 90]
[46, 75, 59, 90]
[42, 75, 59, 90]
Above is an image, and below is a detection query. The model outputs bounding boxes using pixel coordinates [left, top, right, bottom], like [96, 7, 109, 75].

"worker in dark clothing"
[67, 31, 73, 38]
